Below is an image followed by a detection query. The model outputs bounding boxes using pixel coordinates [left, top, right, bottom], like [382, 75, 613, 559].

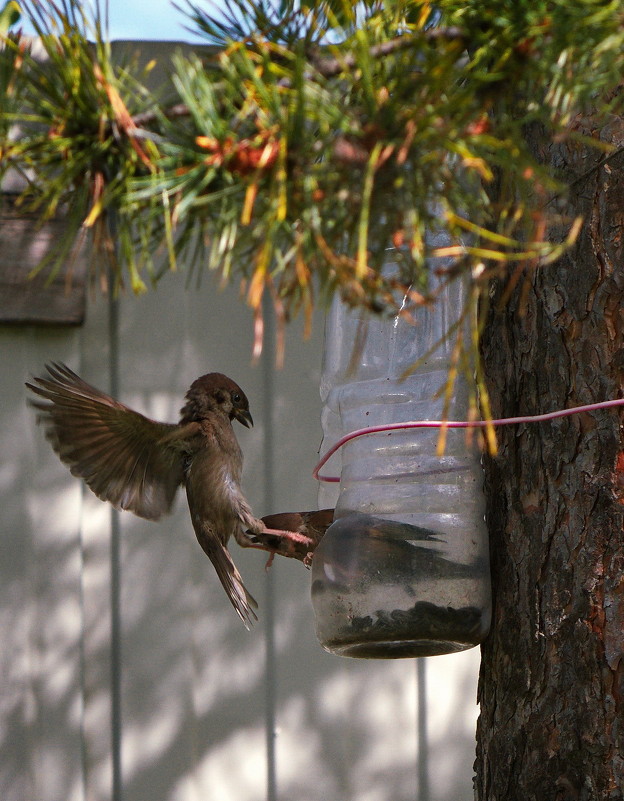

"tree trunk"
[475, 132, 624, 799]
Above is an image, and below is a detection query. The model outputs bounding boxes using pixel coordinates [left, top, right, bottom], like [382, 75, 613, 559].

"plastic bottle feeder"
[312, 266, 491, 659]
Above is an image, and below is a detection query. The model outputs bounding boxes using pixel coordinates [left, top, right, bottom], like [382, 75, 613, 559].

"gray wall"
[0, 40, 482, 801]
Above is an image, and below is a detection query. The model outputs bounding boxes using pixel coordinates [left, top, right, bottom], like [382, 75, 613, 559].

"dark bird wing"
[26, 362, 190, 520]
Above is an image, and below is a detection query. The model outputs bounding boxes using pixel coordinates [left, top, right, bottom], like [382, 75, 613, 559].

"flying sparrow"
[27, 363, 266, 628]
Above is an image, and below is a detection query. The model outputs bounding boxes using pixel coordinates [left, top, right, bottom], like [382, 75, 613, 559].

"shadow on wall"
[1, 288, 481, 801]
[1, 399, 84, 801]
[1, 411, 481, 801]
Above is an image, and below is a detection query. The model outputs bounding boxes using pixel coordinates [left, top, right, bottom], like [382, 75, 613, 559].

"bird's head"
[180, 373, 253, 428]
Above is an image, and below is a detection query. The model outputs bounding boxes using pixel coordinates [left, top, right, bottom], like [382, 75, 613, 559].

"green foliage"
[0, 2, 23, 164]
[1, 0, 160, 290]
[2, 0, 624, 365]
[0, 1, 20, 34]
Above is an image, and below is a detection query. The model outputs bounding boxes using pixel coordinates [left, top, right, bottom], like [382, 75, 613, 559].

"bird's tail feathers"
[209, 544, 258, 629]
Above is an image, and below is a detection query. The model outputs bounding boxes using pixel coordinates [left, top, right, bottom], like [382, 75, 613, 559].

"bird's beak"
[234, 408, 253, 428]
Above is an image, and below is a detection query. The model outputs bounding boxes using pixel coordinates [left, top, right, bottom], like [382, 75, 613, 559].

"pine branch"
[131, 102, 191, 128]
[309, 26, 466, 79]
[128, 27, 466, 129]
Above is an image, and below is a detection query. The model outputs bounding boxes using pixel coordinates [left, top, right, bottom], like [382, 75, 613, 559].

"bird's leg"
[232, 505, 314, 564]
[236, 539, 278, 567]
[233, 525, 261, 548]
[239, 509, 334, 564]
[239, 525, 317, 564]
[230, 488, 268, 548]
[233, 494, 317, 556]
[262, 526, 316, 547]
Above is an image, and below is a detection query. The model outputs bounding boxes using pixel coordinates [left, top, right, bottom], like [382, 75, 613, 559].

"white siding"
[0, 40, 482, 801]
[1, 274, 481, 801]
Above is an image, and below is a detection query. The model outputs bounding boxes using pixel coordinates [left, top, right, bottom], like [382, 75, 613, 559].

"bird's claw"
[242, 525, 315, 563]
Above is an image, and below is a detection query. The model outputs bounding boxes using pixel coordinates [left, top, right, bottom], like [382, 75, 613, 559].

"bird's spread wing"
[27, 362, 192, 520]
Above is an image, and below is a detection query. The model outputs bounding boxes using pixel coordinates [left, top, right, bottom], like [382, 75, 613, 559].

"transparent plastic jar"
[312, 268, 491, 659]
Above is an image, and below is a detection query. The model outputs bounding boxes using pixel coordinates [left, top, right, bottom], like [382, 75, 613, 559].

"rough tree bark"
[475, 128, 624, 799]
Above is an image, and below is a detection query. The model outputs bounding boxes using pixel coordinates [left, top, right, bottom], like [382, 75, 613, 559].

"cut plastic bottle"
[312, 266, 491, 658]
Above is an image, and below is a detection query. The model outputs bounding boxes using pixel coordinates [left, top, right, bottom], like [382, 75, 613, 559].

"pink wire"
[313, 398, 624, 483]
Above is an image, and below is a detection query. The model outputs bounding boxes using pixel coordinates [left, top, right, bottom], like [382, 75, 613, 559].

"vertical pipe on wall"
[261, 296, 278, 801]
[417, 660, 429, 801]
[108, 274, 123, 801]
[78, 481, 89, 801]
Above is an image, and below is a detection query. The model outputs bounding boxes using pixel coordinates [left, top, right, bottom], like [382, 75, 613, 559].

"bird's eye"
[232, 392, 241, 404]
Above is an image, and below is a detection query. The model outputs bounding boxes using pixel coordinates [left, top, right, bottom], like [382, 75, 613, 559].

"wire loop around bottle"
[312, 398, 624, 483]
